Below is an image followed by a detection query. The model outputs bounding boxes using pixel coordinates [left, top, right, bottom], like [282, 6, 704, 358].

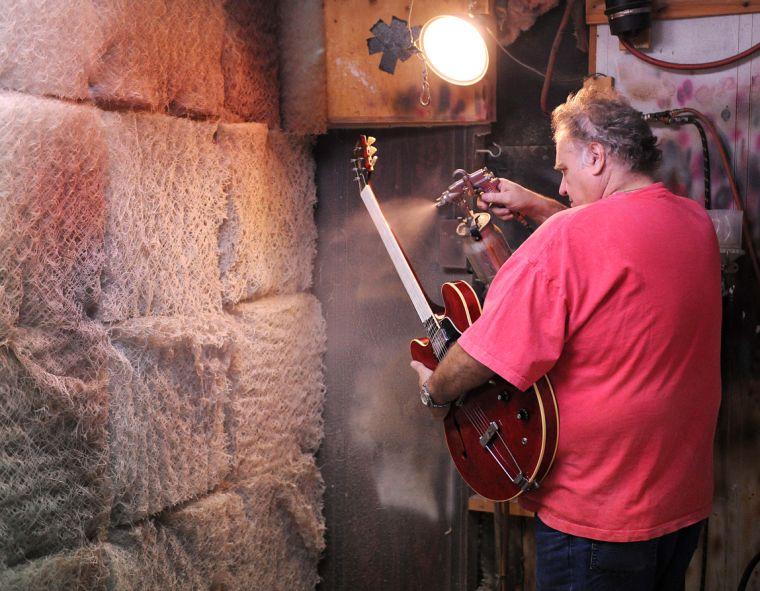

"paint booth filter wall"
[0, 1, 327, 589]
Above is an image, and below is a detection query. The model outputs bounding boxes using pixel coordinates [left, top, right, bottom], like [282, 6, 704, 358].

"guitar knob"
[516, 409, 529, 421]
[497, 391, 511, 403]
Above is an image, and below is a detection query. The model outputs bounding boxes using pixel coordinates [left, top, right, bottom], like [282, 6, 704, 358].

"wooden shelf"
[586, 0, 760, 26]
[468, 494, 535, 518]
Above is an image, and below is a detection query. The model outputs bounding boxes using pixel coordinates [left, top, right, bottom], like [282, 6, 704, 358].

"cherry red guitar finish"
[410, 280, 481, 370]
[411, 280, 559, 502]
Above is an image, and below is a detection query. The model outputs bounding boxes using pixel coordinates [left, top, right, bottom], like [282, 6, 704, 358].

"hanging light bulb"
[418, 15, 489, 86]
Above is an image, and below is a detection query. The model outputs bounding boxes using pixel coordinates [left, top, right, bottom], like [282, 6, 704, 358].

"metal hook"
[475, 142, 502, 158]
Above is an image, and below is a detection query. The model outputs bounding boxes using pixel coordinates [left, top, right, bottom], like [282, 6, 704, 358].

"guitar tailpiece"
[514, 474, 539, 493]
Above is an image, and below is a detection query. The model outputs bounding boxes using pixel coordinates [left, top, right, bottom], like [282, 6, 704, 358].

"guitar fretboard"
[359, 185, 435, 324]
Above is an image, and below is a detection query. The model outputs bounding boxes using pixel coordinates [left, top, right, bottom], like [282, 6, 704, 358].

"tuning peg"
[369, 155, 378, 168]
[366, 145, 377, 157]
[365, 136, 376, 146]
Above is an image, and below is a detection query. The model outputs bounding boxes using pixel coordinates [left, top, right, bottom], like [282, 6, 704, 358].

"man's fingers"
[489, 206, 516, 220]
[479, 194, 516, 220]
[482, 191, 517, 208]
[410, 360, 433, 389]
[481, 192, 506, 206]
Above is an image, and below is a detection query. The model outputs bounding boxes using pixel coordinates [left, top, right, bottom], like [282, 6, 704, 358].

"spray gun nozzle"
[436, 192, 455, 208]
[435, 167, 497, 208]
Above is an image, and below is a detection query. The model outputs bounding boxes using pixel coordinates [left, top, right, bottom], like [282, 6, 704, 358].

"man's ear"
[585, 142, 606, 175]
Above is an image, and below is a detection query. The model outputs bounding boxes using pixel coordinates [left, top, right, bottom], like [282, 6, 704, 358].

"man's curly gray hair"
[552, 84, 662, 174]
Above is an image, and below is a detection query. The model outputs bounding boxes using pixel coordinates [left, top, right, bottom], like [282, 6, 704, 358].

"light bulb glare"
[419, 15, 489, 86]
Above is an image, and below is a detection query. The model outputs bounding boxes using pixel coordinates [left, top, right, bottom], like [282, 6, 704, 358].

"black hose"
[644, 111, 711, 209]
[690, 117, 711, 210]
[675, 115, 711, 210]
[738, 549, 760, 591]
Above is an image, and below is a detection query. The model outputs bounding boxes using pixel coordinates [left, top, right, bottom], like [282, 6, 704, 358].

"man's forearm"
[480, 180, 567, 226]
[524, 190, 567, 224]
[426, 343, 494, 404]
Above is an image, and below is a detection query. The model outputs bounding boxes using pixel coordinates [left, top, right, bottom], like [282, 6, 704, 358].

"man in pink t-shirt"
[411, 86, 721, 590]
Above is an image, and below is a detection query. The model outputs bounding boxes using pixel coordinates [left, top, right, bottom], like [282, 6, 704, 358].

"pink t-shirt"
[458, 183, 722, 542]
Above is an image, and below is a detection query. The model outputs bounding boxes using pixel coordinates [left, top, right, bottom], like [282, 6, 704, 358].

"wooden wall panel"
[323, 0, 496, 126]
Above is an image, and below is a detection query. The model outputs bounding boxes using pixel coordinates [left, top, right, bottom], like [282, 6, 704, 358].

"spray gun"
[436, 167, 528, 227]
[435, 168, 514, 285]
[436, 168, 500, 210]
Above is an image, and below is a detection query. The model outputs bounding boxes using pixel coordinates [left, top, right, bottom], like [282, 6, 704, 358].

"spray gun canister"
[456, 212, 512, 285]
[435, 167, 513, 285]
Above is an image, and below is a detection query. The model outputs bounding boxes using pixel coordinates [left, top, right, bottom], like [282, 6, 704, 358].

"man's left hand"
[410, 360, 433, 389]
[410, 361, 448, 419]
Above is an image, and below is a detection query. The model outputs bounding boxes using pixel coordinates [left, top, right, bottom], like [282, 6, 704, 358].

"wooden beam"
[586, 0, 760, 26]
[467, 495, 535, 517]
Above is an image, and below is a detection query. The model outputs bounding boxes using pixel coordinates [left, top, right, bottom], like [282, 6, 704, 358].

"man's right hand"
[477, 178, 534, 221]
[477, 178, 567, 225]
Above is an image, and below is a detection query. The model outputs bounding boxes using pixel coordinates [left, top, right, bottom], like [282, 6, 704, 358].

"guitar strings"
[463, 405, 521, 478]
[427, 322, 524, 483]
[459, 406, 520, 484]
[458, 404, 523, 484]
[472, 405, 522, 474]
[427, 315, 528, 487]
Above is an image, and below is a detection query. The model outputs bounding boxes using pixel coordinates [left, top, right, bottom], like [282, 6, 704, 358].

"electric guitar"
[351, 135, 559, 501]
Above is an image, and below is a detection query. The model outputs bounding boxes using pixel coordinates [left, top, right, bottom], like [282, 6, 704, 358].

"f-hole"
[452, 413, 468, 459]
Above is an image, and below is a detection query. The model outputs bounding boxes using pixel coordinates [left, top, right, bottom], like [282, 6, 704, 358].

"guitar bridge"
[479, 421, 499, 448]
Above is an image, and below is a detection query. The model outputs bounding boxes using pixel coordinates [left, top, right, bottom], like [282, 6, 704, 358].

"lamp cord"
[407, 0, 416, 46]
[484, 27, 581, 84]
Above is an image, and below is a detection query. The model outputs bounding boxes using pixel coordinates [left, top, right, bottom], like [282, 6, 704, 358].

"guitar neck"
[359, 184, 435, 324]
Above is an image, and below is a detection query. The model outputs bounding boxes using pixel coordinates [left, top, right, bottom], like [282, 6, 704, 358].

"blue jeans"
[535, 515, 704, 591]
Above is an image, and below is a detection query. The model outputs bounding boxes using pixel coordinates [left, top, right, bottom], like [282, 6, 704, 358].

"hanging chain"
[419, 57, 431, 106]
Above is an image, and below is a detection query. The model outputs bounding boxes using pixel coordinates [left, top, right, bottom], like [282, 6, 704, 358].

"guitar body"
[445, 375, 558, 502]
[352, 134, 558, 503]
[410, 281, 559, 502]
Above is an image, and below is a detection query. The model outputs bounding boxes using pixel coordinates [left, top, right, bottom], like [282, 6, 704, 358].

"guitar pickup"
[479, 421, 499, 448]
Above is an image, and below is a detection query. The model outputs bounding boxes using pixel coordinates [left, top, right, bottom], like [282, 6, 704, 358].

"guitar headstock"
[351, 135, 378, 189]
